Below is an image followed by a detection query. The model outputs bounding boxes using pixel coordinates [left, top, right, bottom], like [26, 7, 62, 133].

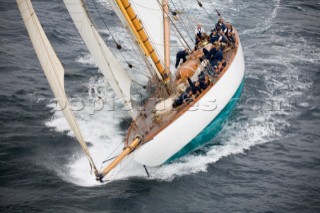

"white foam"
[76, 54, 95, 66]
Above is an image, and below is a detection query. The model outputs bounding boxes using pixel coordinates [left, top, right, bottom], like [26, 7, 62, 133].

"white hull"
[133, 41, 245, 166]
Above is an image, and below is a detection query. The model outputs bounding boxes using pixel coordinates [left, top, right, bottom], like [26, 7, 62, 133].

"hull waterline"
[167, 79, 244, 162]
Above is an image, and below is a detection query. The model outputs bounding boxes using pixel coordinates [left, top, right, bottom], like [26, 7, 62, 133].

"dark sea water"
[1, 0, 320, 212]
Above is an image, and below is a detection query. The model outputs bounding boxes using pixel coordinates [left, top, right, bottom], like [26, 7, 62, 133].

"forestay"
[64, 0, 133, 116]
[17, 0, 98, 173]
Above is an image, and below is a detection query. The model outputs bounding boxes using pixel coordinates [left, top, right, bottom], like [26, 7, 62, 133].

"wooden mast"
[114, 0, 170, 83]
[163, 0, 170, 74]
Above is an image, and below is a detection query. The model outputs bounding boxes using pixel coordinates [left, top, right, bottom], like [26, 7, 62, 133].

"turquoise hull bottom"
[167, 79, 245, 163]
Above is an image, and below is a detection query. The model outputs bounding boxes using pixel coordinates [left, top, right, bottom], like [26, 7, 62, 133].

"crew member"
[195, 24, 206, 45]
[175, 49, 189, 68]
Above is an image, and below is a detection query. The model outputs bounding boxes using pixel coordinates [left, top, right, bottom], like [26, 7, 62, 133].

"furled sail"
[63, 0, 133, 116]
[17, 0, 98, 174]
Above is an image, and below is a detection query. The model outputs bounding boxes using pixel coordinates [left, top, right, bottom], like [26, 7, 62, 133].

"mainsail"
[63, 0, 133, 116]
[17, 0, 98, 174]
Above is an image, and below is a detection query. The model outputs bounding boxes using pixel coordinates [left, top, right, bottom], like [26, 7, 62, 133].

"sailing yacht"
[17, 0, 245, 182]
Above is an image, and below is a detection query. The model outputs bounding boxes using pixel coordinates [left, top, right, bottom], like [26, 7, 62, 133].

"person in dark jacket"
[175, 49, 189, 68]
[199, 75, 210, 91]
[209, 30, 219, 44]
[214, 46, 223, 62]
[172, 87, 194, 108]
[224, 22, 235, 43]
[203, 44, 217, 60]
[208, 45, 223, 68]
[215, 18, 226, 32]
[187, 77, 201, 96]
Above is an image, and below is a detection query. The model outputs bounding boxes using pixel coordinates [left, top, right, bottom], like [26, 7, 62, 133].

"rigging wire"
[196, 0, 222, 18]
[155, 0, 193, 52]
[100, 144, 146, 182]
[196, 0, 213, 19]
[157, 0, 219, 81]
[129, 1, 166, 68]
[98, 1, 160, 135]
[169, 1, 226, 80]
[82, 1, 151, 141]
[105, 0, 163, 81]
[97, 0, 230, 180]
[172, 25, 189, 50]
[155, 0, 217, 81]
[124, 1, 181, 98]
[174, 0, 198, 37]
[105, 1, 153, 79]
[90, 0, 121, 48]
[176, 0, 196, 31]
[121, 32, 156, 80]
[99, 139, 124, 170]
[205, 0, 222, 17]
[191, 0, 227, 72]
[89, 0, 134, 69]
[171, 0, 195, 44]
[92, 0, 158, 89]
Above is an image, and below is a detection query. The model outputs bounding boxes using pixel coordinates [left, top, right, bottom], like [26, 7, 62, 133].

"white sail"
[130, 0, 165, 64]
[106, 0, 164, 81]
[17, 0, 97, 172]
[63, 0, 133, 116]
